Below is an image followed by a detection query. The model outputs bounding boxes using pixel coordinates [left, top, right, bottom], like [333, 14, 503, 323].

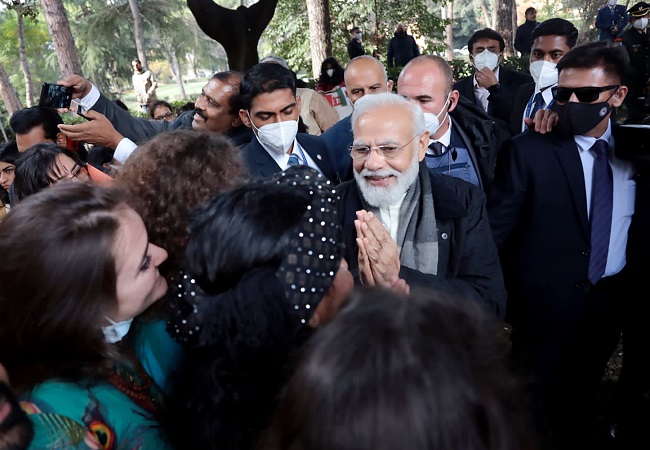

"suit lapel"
[297, 134, 337, 182]
[553, 137, 590, 240]
[247, 138, 282, 178]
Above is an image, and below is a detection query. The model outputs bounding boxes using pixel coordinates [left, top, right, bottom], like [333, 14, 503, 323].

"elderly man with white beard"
[335, 93, 506, 318]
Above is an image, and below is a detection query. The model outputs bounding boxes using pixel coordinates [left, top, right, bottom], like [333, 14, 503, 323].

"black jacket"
[336, 163, 507, 319]
[347, 38, 365, 59]
[387, 32, 420, 67]
[514, 20, 539, 54]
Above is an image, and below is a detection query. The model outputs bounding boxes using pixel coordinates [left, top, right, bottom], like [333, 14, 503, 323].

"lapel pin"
[317, 154, 322, 160]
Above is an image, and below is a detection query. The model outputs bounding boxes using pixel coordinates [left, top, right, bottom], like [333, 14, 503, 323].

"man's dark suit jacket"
[509, 82, 536, 135]
[240, 132, 338, 183]
[454, 67, 532, 127]
[487, 125, 636, 444]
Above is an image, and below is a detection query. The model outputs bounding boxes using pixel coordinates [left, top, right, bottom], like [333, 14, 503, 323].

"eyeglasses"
[54, 164, 87, 182]
[552, 85, 619, 103]
[154, 112, 176, 121]
[348, 135, 419, 160]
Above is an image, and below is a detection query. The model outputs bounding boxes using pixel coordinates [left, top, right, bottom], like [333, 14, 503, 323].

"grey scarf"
[364, 162, 439, 275]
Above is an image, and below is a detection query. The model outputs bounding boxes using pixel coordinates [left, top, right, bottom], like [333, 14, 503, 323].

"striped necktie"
[588, 139, 613, 285]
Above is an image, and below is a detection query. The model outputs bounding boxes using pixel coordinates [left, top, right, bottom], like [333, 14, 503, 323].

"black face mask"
[396, 30, 406, 37]
[550, 101, 612, 136]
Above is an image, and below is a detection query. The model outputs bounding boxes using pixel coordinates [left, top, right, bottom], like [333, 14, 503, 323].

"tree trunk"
[305, 0, 331, 79]
[0, 61, 23, 115]
[495, 0, 515, 56]
[172, 52, 187, 99]
[40, 0, 83, 77]
[474, 0, 492, 28]
[16, 6, 35, 107]
[187, 0, 279, 72]
[443, 2, 454, 61]
[127, 0, 148, 69]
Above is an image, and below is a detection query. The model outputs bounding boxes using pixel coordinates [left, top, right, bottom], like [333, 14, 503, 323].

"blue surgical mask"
[102, 317, 134, 343]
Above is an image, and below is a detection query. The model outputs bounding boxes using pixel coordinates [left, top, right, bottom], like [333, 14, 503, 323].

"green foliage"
[501, 55, 530, 75]
[261, 0, 449, 76]
[449, 58, 473, 82]
[0, 9, 60, 101]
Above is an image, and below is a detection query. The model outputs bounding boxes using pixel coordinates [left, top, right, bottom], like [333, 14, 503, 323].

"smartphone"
[38, 82, 73, 109]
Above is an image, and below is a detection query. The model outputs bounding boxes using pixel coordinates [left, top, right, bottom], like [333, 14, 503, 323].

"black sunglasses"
[551, 85, 619, 103]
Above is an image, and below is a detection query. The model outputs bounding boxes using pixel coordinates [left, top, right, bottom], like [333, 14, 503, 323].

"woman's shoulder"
[22, 380, 173, 449]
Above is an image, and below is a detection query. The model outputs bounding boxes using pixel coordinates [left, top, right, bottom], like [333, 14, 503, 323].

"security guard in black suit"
[617, 1, 650, 123]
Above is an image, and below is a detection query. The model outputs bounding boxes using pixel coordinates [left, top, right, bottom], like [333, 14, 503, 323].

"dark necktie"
[529, 92, 544, 118]
[287, 153, 301, 166]
[588, 139, 613, 285]
[428, 141, 446, 156]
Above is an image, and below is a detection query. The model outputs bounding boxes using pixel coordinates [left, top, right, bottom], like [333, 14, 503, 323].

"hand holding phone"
[39, 83, 73, 109]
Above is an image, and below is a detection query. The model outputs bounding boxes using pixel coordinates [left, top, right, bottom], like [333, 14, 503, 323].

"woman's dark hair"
[115, 129, 248, 278]
[0, 183, 128, 392]
[0, 140, 19, 165]
[185, 183, 310, 293]
[0, 141, 19, 206]
[318, 57, 344, 87]
[13, 142, 84, 200]
[261, 287, 540, 450]
[149, 100, 174, 119]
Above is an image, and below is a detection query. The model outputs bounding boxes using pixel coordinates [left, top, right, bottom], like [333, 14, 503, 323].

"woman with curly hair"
[114, 129, 248, 395]
[316, 57, 345, 93]
[115, 129, 248, 280]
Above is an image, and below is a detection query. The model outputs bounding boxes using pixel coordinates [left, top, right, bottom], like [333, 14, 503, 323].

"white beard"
[354, 150, 420, 208]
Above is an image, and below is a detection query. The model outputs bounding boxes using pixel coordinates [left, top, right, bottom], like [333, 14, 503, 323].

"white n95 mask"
[529, 60, 558, 90]
[473, 49, 500, 71]
[422, 91, 452, 136]
[249, 113, 299, 155]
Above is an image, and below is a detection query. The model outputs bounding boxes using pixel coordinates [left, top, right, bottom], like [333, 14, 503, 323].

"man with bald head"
[335, 92, 506, 318]
[398, 55, 511, 191]
[321, 55, 394, 181]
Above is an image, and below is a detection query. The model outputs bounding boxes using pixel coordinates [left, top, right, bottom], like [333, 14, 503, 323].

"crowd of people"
[1, 5, 650, 450]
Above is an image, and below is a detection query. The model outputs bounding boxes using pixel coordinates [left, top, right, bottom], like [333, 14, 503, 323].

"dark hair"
[113, 99, 129, 111]
[149, 100, 174, 119]
[13, 142, 85, 200]
[0, 183, 127, 392]
[532, 18, 579, 49]
[0, 141, 20, 206]
[164, 168, 342, 450]
[557, 40, 630, 82]
[210, 70, 244, 116]
[468, 28, 505, 54]
[9, 106, 62, 140]
[351, 26, 360, 34]
[319, 57, 345, 86]
[525, 6, 536, 14]
[0, 140, 19, 164]
[180, 101, 195, 112]
[262, 286, 540, 450]
[239, 63, 296, 111]
[115, 130, 248, 279]
[132, 58, 141, 64]
[185, 183, 309, 293]
[87, 145, 114, 168]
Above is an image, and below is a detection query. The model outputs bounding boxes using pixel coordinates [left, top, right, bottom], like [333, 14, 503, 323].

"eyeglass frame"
[53, 163, 88, 182]
[551, 85, 619, 103]
[348, 134, 420, 161]
[154, 111, 176, 121]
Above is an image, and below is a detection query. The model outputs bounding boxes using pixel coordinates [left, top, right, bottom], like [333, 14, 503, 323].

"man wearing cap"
[617, 1, 650, 123]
